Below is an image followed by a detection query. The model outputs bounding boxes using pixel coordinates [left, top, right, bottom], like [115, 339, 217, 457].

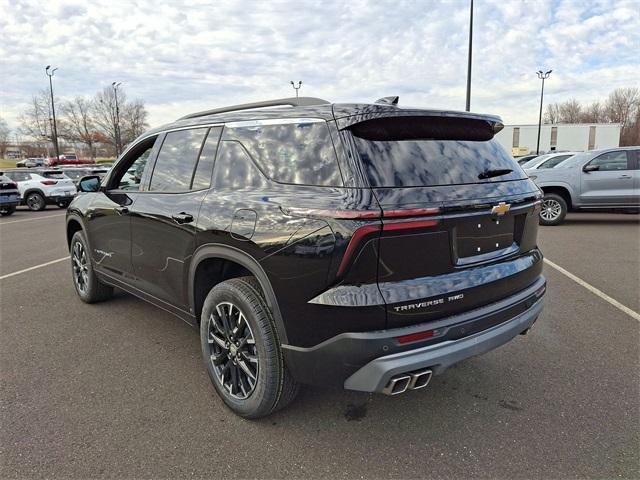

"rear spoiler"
[335, 109, 504, 141]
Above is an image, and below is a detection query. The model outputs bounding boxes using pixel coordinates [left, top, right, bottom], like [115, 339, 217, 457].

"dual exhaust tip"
[382, 368, 432, 396]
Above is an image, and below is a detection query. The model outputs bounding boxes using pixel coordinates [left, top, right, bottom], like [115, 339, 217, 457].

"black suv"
[67, 97, 546, 418]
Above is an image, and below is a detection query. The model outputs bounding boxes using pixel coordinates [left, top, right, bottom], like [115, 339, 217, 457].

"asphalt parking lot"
[1, 207, 639, 479]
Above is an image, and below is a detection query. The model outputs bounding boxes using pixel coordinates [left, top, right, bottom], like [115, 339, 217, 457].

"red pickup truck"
[46, 153, 96, 167]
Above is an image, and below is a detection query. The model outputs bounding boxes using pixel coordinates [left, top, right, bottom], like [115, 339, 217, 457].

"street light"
[465, 0, 473, 111]
[112, 82, 122, 156]
[290, 81, 302, 99]
[536, 69, 552, 155]
[45, 65, 60, 161]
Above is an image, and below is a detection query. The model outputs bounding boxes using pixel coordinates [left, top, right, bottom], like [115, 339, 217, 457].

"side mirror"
[583, 164, 599, 173]
[78, 175, 101, 192]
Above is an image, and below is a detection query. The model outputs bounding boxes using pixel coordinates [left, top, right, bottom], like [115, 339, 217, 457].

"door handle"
[172, 212, 194, 224]
[115, 206, 129, 215]
[618, 174, 632, 179]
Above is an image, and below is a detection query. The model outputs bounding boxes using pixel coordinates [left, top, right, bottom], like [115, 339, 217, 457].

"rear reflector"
[396, 329, 436, 344]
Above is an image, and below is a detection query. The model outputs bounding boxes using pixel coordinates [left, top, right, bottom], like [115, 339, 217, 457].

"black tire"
[200, 276, 299, 418]
[539, 193, 567, 226]
[70, 231, 113, 303]
[26, 192, 46, 211]
[0, 205, 16, 216]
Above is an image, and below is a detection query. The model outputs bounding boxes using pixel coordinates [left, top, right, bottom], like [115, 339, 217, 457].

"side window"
[588, 151, 630, 171]
[191, 127, 222, 191]
[213, 141, 267, 190]
[224, 120, 343, 186]
[149, 128, 208, 192]
[109, 136, 159, 191]
[540, 154, 571, 169]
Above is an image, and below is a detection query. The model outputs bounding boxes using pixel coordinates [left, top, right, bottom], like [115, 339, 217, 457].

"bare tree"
[61, 97, 98, 159]
[604, 88, 640, 146]
[604, 88, 639, 128]
[579, 101, 605, 123]
[544, 103, 560, 124]
[92, 87, 120, 155]
[18, 91, 56, 142]
[120, 99, 148, 147]
[92, 86, 148, 155]
[558, 99, 582, 123]
[0, 117, 10, 158]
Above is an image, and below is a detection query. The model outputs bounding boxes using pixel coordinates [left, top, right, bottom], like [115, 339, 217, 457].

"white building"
[495, 123, 621, 157]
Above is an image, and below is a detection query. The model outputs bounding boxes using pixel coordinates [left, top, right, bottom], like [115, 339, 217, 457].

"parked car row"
[0, 165, 112, 215]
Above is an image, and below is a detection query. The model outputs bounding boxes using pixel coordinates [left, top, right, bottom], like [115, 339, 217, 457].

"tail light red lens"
[40, 180, 57, 185]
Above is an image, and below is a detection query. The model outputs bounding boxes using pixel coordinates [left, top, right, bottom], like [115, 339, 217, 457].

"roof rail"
[177, 97, 331, 121]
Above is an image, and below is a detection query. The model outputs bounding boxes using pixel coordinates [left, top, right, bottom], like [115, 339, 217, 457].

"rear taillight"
[40, 180, 57, 185]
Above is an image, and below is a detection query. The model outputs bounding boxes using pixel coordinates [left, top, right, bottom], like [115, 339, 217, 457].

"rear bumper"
[283, 276, 545, 390]
[345, 297, 542, 393]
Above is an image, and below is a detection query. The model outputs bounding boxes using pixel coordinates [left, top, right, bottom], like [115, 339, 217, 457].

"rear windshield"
[41, 172, 68, 179]
[350, 117, 525, 188]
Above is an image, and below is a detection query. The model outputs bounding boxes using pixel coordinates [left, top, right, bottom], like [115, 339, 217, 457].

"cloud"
[0, 0, 638, 133]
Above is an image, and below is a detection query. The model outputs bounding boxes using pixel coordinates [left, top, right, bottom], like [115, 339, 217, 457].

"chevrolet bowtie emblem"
[491, 202, 511, 216]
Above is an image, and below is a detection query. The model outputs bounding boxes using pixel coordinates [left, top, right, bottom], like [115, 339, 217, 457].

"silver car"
[529, 147, 640, 225]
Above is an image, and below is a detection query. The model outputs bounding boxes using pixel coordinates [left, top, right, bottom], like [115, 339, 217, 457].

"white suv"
[3, 169, 77, 211]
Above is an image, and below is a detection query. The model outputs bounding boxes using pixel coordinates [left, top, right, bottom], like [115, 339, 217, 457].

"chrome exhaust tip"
[408, 369, 432, 390]
[382, 374, 412, 395]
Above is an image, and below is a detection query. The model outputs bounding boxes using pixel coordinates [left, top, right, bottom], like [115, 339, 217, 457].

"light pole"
[112, 82, 122, 156]
[290, 81, 302, 99]
[45, 66, 60, 161]
[465, 0, 473, 111]
[536, 69, 552, 154]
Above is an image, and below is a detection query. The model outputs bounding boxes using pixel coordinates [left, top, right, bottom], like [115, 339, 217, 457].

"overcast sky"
[1, 0, 638, 133]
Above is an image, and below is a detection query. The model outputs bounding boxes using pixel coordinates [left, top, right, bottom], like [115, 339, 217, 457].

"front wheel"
[539, 193, 567, 226]
[70, 231, 113, 303]
[200, 277, 299, 418]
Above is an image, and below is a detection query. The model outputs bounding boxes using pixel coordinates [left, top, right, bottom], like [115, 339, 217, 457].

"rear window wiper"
[478, 168, 513, 180]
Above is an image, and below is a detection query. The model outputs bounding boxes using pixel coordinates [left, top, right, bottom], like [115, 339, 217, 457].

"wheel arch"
[66, 215, 86, 249]
[539, 184, 573, 209]
[189, 244, 288, 344]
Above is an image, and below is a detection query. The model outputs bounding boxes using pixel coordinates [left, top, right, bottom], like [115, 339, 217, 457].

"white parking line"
[544, 258, 640, 322]
[0, 213, 66, 225]
[0, 256, 69, 280]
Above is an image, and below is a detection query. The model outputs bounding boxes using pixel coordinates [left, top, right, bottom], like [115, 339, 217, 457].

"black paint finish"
[66, 100, 545, 386]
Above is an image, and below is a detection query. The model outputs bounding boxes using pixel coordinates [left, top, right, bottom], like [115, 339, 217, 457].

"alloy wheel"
[72, 241, 89, 295]
[540, 199, 562, 221]
[27, 194, 43, 211]
[207, 301, 258, 399]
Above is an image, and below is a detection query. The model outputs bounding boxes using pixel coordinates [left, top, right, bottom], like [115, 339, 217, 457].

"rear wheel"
[0, 205, 16, 216]
[70, 231, 113, 303]
[539, 193, 567, 226]
[26, 192, 46, 211]
[200, 277, 299, 418]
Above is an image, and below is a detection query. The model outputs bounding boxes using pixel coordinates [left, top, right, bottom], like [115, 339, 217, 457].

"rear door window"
[149, 128, 208, 192]
[224, 120, 343, 186]
[351, 122, 524, 188]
